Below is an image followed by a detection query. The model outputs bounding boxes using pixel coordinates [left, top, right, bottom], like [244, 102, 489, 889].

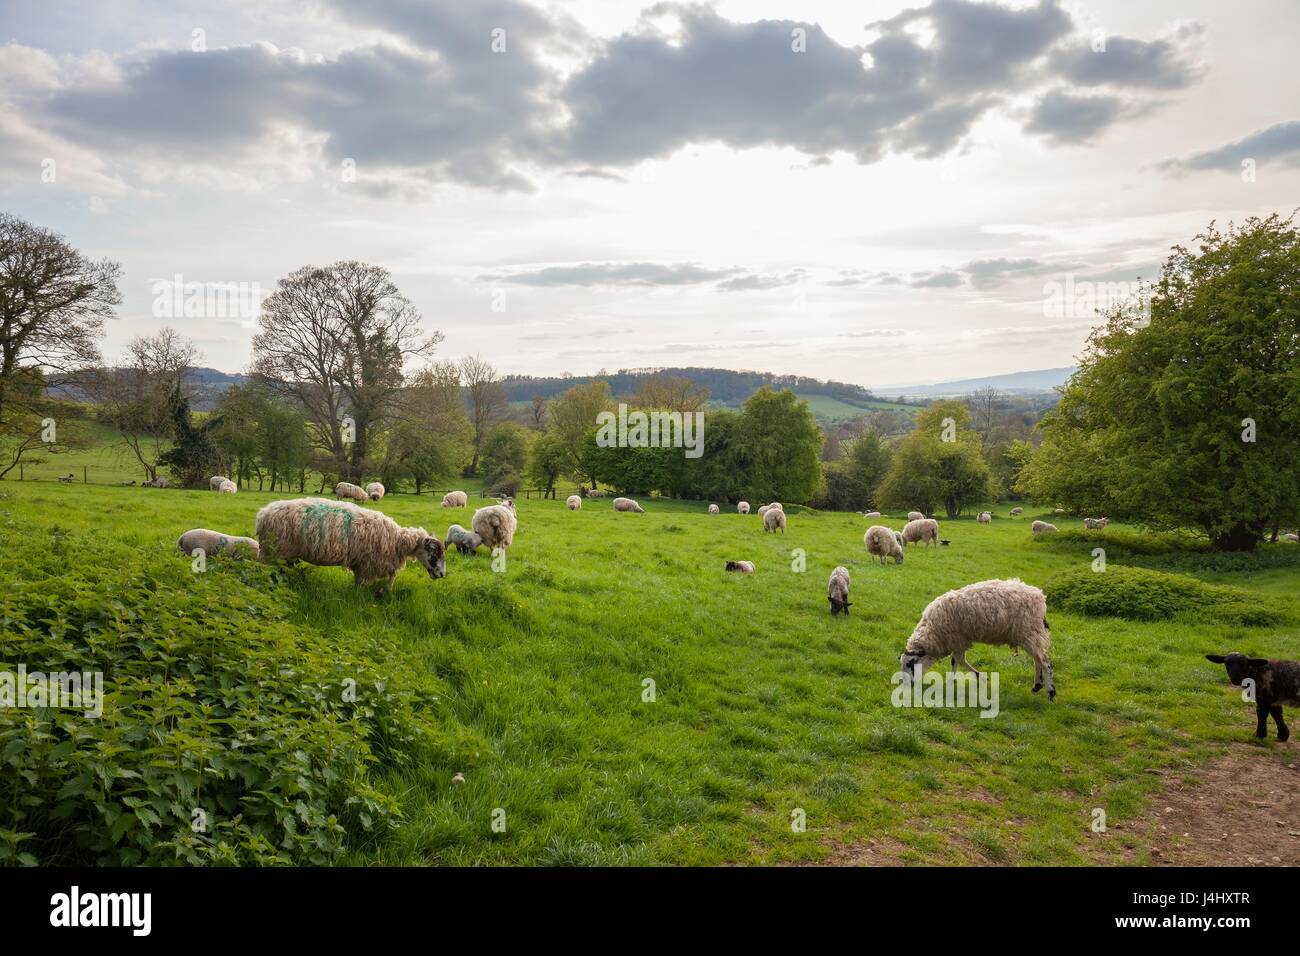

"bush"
[0, 524, 438, 865]
[1030, 527, 1208, 557]
[1044, 565, 1281, 627]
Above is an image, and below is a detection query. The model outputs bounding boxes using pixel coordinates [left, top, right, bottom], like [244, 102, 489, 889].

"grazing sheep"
[894, 530, 905, 549]
[1053, 508, 1066, 515]
[494, 497, 515, 511]
[566, 495, 582, 510]
[865, 525, 904, 565]
[472, 504, 518, 550]
[1031, 520, 1058, 534]
[144, 477, 169, 488]
[977, 511, 991, 524]
[1009, 507, 1023, 516]
[444, 523, 484, 554]
[758, 505, 770, 518]
[908, 511, 925, 521]
[1082, 517, 1109, 530]
[585, 488, 607, 498]
[763, 508, 786, 534]
[366, 482, 386, 501]
[57, 473, 74, 483]
[1284, 533, 1299, 543]
[725, 560, 755, 573]
[335, 481, 369, 503]
[255, 498, 445, 592]
[902, 518, 939, 547]
[613, 497, 645, 514]
[864, 511, 881, 518]
[217, 479, 238, 494]
[441, 490, 469, 508]
[177, 528, 260, 558]
[119, 480, 136, 486]
[737, 501, 750, 514]
[707, 503, 719, 514]
[209, 476, 229, 491]
[767, 502, 784, 512]
[1206, 652, 1300, 740]
[899, 578, 1054, 699]
[828, 566, 851, 615]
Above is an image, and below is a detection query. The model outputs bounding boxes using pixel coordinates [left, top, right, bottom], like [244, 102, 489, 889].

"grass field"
[3, 481, 1298, 865]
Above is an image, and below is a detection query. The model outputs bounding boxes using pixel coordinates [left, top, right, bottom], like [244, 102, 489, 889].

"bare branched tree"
[459, 354, 506, 473]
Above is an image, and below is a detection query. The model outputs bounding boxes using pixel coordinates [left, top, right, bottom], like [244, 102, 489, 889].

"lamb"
[566, 495, 582, 510]
[725, 560, 755, 573]
[177, 528, 260, 558]
[216, 479, 238, 494]
[908, 511, 925, 521]
[209, 476, 229, 491]
[365, 482, 385, 501]
[472, 504, 518, 550]
[255, 497, 445, 592]
[899, 578, 1054, 699]
[737, 501, 750, 514]
[865, 525, 904, 565]
[1031, 520, 1058, 534]
[1009, 507, 1023, 516]
[441, 490, 468, 508]
[902, 518, 939, 547]
[763, 508, 786, 534]
[827, 566, 851, 615]
[613, 497, 645, 514]
[977, 511, 991, 524]
[1206, 653, 1300, 740]
[444, 523, 484, 554]
[335, 481, 369, 503]
[57, 473, 74, 483]
[1082, 517, 1109, 530]
[707, 504, 719, 514]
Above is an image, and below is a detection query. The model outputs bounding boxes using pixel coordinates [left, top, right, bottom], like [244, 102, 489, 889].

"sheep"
[828, 566, 851, 615]
[758, 505, 770, 518]
[57, 473, 75, 483]
[1053, 508, 1066, 515]
[1031, 520, 1058, 534]
[217, 479, 238, 494]
[725, 560, 755, 573]
[567, 495, 582, 510]
[472, 503, 518, 551]
[902, 518, 939, 547]
[119, 480, 136, 486]
[767, 502, 784, 512]
[255, 497, 445, 592]
[496, 497, 516, 512]
[177, 528, 260, 559]
[864, 511, 881, 518]
[444, 523, 484, 554]
[737, 501, 750, 514]
[894, 530, 905, 549]
[441, 490, 468, 508]
[763, 508, 786, 534]
[865, 525, 904, 565]
[209, 476, 229, 491]
[144, 477, 168, 488]
[899, 578, 1054, 699]
[366, 482, 386, 501]
[1009, 507, 1023, 516]
[1206, 653, 1300, 740]
[585, 488, 607, 498]
[707, 503, 719, 514]
[335, 481, 369, 503]
[1284, 533, 1299, 543]
[1082, 517, 1109, 530]
[908, 511, 925, 521]
[613, 497, 645, 514]
[977, 511, 991, 524]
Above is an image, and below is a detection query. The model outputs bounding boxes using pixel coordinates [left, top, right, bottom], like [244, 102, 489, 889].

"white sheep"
[865, 525, 904, 565]
[767, 502, 783, 512]
[144, 476, 169, 488]
[366, 482, 386, 501]
[613, 497, 645, 513]
[335, 481, 369, 503]
[472, 504, 518, 550]
[1284, 533, 1299, 543]
[899, 578, 1054, 699]
[566, 495, 582, 511]
[758, 505, 771, 518]
[444, 523, 484, 554]
[177, 528, 259, 558]
[1031, 520, 1058, 534]
[1082, 517, 1108, 530]
[828, 566, 851, 615]
[977, 511, 991, 524]
[217, 479, 238, 495]
[441, 490, 468, 508]
[725, 560, 755, 573]
[707, 504, 719, 514]
[585, 488, 607, 498]
[902, 518, 939, 547]
[209, 475, 229, 491]
[1009, 507, 1023, 516]
[1053, 508, 1066, 515]
[256, 497, 445, 592]
[737, 501, 750, 515]
[908, 511, 925, 521]
[864, 511, 881, 518]
[763, 508, 786, 534]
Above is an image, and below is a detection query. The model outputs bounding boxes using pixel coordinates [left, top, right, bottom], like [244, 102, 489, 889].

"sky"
[2, 0, 1299, 389]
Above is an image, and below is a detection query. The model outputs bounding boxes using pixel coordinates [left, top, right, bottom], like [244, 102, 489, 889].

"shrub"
[1030, 528, 1207, 557]
[1044, 565, 1281, 627]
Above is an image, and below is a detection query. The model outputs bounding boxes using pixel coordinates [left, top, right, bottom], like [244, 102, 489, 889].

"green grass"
[2, 485, 1297, 865]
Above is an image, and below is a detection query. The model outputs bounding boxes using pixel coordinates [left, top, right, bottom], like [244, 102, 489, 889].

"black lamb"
[1206, 653, 1300, 741]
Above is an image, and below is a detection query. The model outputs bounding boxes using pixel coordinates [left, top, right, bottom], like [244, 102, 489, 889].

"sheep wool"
[209, 475, 229, 491]
[900, 578, 1054, 699]
[763, 508, 786, 534]
[1082, 517, 1108, 530]
[441, 490, 468, 508]
[566, 495, 582, 510]
[613, 497, 645, 514]
[828, 566, 851, 615]
[334, 481, 369, 503]
[725, 560, 755, 573]
[472, 504, 518, 550]
[864, 511, 881, 518]
[865, 525, 904, 565]
[444, 523, 484, 554]
[216, 479, 238, 494]
[1009, 507, 1023, 516]
[256, 498, 445, 591]
[366, 482, 386, 501]
[707, 504, 720, 514]
[1031, 520, 1058, 534]
[977, 511, 991, 524]
[737, 501, 751, 515]
[757, 505, 770, 518]
[902, 518, 939, 547]
[908, 511, 925, 521]
[177, 528, 259, 558]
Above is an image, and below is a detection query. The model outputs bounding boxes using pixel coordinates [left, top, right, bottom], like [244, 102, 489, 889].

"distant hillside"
[48, 367, 247, 411]
[887, 366, 1076, 399]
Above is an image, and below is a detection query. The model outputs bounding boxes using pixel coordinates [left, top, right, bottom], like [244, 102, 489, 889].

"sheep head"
[828, 596, 851, 615]
[1206, 652, 1268, 687]
[416, 536, 447, 579]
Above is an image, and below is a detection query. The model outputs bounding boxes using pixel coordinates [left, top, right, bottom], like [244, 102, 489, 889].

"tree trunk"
[1212, 522, 1258, 551]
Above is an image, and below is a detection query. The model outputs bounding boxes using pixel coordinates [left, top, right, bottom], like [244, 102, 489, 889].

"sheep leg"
[1255, 701, 1270, 739]
[1270, 705, 1289, 742]
[952, 650, 980, 675]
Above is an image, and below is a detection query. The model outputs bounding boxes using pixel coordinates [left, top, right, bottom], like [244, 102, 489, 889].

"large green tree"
[878, 402, 995, 518]
[730, 387, 823, 503]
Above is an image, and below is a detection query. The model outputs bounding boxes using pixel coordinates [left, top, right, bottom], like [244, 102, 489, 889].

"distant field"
[789, 392, 917, 421]
[8, 421, 158, 484]
[4, 482, 1296, 865]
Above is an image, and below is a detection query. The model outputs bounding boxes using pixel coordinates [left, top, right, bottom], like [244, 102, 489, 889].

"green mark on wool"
[301, 502, 354, 546]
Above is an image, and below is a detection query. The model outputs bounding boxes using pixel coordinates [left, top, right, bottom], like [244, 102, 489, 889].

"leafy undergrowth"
[1044, 565, 1282, 627]
[1031, 527, 1209, 558]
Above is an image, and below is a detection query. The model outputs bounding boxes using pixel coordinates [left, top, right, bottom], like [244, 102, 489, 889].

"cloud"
[1023, 89, 1129, 145]
[714, 271, 802, 291]
[481, 261, 744, 287]
[910, 270, 965, 288]
[1048, 23, 1205, 90]
[1157, 119, 1300, 173]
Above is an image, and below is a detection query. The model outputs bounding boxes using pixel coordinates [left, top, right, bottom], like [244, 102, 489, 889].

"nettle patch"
[1044, 565, 1282, 627]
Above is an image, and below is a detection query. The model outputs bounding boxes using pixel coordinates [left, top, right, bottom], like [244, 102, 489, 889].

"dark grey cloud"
[1049, 24, 1204, 90]
[1023, 89, 1127, 145]
[963, 256, 1083, 289]
[1158, 120, 1300, 173]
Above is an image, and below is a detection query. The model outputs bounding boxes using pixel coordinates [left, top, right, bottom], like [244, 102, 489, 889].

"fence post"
[83, 466, 88, 484]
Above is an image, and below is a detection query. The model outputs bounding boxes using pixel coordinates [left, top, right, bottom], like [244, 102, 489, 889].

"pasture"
[2, 481, 1298, 865]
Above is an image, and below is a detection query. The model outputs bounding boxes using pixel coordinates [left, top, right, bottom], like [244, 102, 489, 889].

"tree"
[381, 362, 473, 493]
[158, 379, 223, 487]
[459, 354, 506, 474]
[967, 387, 1005, 443]
[878, 402, 995, 518]
[525, 431, 568, 498]
[529, 395, 548, 430]
[1019, 215, 1300, 550]
[816, 431, 891, 510]
[730, 387, 823, 503]
[629, 374, 709, 412]
[549, 378, 613, 491]
[479, 422, 529, 489]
